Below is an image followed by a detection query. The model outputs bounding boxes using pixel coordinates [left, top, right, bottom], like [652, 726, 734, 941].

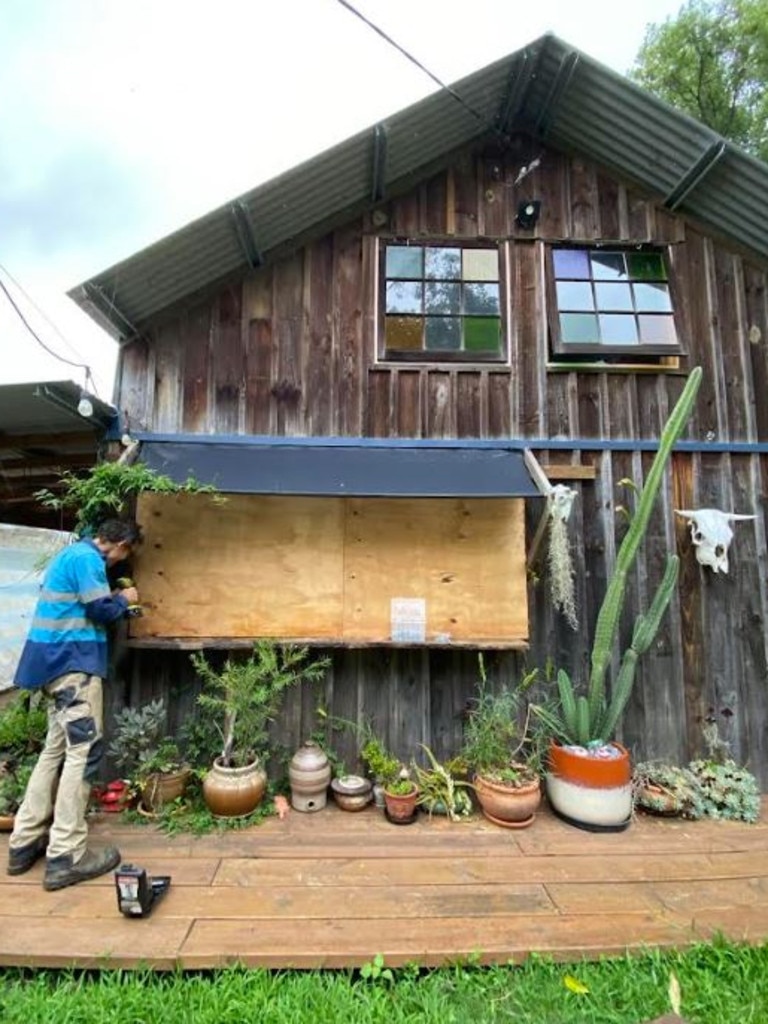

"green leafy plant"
[0, 692, 47, 756]
[192, 642, 330, 768]
[35, 460, 220, 535]
[360, 735, 400, 787]
[539, 367, 702, 747]
[633, 761, 705, 818]
[413, 745, 472, 820]
[0, 754, 36, 817]
[385, 775, 417, 797]
[634, 757, 760, 823]
[108, 698, 182, 777]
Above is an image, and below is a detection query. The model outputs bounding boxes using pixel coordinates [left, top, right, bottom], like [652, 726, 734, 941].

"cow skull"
[674, 508, 756, 573]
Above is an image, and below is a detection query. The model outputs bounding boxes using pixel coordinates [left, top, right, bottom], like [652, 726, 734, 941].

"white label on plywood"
[390, 597, 426, 643]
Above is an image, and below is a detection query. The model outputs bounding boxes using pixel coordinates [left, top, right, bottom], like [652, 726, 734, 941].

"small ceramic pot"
[289, 741, 332, 812]
[331, 775, 372, 811]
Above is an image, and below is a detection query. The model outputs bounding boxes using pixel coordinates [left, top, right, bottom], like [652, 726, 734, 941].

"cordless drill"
[116, 577, 143, 618]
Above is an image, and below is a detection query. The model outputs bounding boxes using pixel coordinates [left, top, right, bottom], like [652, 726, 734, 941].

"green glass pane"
[425, 281, 460, 314]
[386, 281, 422, 314]
[599, 314, 638, 344]
[425, 317, 461, 350]
[464, 282, 500, 315]
[627, 251, 666, 281]
[386, 245, 423, 279]
[560, 313, 599, 343]
[638, 314, 677, 344]
[464, 317, 500, 353]
[553, 249, 590, 279]
[634, 282, 672, 312]
[556, 281, 594, 311]
[591, 252, 627, 280]
[595, 282, 633, 311]
[425, 247, 461, 279]
[385, 316, 423, 351]
[463, 248, 498, 281]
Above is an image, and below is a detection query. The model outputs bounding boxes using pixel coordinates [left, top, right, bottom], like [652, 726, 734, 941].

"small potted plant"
[383, 766, 419, 824]
[413, 745, 472, 821]
[192, 641, 330, 818]
[360, 734, 400, 809]
[108, 698, 189, 813]
[633, 761, 704, 818]
[461, 659, 544, 829]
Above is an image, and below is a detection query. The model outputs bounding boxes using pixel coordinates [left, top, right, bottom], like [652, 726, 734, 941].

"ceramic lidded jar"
[289, 741, 332, 812]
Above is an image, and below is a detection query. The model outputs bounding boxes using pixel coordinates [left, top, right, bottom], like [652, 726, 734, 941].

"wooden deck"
[2, 801, 767, 970]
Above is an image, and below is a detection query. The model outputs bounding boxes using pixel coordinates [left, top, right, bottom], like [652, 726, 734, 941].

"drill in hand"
[116, 577, 143, 618]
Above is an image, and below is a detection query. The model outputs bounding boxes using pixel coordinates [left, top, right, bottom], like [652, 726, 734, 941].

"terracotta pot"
[140, 767, 191, 813]
[474, 771, 541, 828]
[202, 757, 267, 818]
[0, 813, 15, 833]
[546, 739, 632, 832]
[289, 741, 331, 812]
[383, 785, 419, 823]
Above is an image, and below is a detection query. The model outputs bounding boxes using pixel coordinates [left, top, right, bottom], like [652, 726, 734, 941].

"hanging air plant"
[546, 485, 578, 631]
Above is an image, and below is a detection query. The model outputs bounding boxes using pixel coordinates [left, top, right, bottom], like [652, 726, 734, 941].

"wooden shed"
[70, 34, 768, 783]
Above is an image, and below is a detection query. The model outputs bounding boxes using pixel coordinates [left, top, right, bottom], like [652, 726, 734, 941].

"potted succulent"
[108, 698, 190, 813]
[383, 767, 420, 824]
[535, 366, 703, 833]
[0, 692, 48, 830]
[633, 756, 761, 823]
[413, 745, 472, 821]
[192, 641, 330, 818]
[461, 660, 545, 829]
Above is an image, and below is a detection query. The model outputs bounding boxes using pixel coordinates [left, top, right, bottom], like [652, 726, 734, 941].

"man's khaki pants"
[10, 673, 103, 863]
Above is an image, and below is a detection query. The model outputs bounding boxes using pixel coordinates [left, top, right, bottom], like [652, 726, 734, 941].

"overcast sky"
[0, 0, 684, 401]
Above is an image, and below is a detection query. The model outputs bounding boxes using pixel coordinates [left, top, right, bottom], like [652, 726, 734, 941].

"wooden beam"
[123, 637, 530, 651]
[0, 431, 98, 450]
[0, 453, 95, 471]
[539, 464, 596, 481]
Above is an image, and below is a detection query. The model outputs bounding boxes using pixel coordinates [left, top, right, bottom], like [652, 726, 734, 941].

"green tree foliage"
[631, 0, 768, 161]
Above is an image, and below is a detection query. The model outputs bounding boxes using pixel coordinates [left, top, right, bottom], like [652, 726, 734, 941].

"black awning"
[139, 440, 541, 498]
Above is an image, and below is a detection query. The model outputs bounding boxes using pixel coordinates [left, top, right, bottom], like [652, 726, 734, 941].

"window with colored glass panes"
[382, 244, 503, 358]
[551, 248, 679, 354]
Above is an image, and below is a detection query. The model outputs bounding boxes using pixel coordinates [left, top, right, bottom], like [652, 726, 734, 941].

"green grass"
[1, 940, 767, 1023]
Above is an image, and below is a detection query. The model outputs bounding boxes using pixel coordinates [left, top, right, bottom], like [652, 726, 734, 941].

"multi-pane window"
[549, 248, 680, 357]
[381, 243, 503, 360]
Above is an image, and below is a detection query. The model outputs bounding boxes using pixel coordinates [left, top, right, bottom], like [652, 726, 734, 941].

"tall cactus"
[554, 366, 702, 746]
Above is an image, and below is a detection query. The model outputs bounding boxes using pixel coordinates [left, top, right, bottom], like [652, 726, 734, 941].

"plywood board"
[133, 493, 345, 639]
[132, 494, 527, 645]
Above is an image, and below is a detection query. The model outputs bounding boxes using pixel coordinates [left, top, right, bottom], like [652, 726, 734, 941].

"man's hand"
[120, 586, 139, 606]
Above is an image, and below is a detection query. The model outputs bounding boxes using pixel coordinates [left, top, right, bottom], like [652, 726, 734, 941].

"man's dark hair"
[96, 519, 143, 546]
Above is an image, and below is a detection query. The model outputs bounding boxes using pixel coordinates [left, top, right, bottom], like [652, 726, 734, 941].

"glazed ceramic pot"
[473, 771, 541, 828]
[331, 774, 373, 811]
[289, 741, 332, 812]
[140, 767, 191, 813]
[546, 739, 632, 832]
[202, 757, 267, 818]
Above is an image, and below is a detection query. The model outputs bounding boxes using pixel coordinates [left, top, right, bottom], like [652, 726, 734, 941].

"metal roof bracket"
[664, 140, 727, 210]
[495, 44, 541, 137]
[533, 50, 579, 138]
[230, 201, 263, 269]
[371, 123, 388, 203]
[81, 283, 140, 341]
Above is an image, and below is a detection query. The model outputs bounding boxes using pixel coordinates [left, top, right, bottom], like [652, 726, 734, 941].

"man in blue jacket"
[7, 519, 142, 890]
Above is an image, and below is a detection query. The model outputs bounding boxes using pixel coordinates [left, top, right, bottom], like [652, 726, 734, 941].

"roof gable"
[70, 32, 768, 338]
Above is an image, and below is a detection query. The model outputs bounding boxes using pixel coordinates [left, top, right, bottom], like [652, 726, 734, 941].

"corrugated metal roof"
[70, 32, 768, 339]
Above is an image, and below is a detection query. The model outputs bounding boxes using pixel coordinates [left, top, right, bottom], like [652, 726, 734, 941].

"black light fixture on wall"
[515, 199, 541, 229]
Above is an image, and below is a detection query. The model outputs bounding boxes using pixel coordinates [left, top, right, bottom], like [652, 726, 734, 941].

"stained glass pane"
[595, 282, 633, 311]
[385, 316, 423, 351]
[463, 249, 498, 281]
[634, 282, 672, 312]
[556, 281, 594, 311]
[560, 313, 599, 343]
[386, 246, 423, 279]
[627, 252, 666, 281]
[591, 252, 627, 280]
[464, 317, 500, 353]
[599, 314, 638, 344]
[425, 317, 461, 350]
[425, 247, 461, 279]
[464, 283, 500, 315]
[425, 281, 460, 314]
[386, 281, 422, 314]
[638, 314, 677, 344]
[553, 249, 590, 279]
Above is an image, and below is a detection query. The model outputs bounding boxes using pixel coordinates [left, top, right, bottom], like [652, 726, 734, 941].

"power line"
[335, 0, 491, 130]
[0, 271, 100, 397]
[0, 261, 88, 367]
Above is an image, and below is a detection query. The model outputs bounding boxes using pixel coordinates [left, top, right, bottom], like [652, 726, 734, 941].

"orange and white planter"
[546, 740, 632, 832]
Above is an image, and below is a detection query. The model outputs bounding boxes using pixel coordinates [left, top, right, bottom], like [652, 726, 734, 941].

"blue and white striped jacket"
[14, 538, 130, 689]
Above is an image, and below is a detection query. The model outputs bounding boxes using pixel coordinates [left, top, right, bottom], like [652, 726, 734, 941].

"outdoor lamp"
[516, 200, 541, 229]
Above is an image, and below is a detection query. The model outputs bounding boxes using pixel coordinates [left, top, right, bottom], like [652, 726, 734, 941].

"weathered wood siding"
[114, 139, 768, 783]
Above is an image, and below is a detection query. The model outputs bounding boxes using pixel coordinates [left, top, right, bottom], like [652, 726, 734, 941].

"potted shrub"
[108, 698, 189, 813]
[0, 692, 48, 830]
[534, 367, 703, 832]
[192, 641, 330, 818]
[413, 745, 472, 821]
[360, 734, 400, 809]
[461, 660, 544, 829]
[383, 768, 420, 824]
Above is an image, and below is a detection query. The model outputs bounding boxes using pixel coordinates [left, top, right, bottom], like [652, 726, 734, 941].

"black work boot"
[43, 845, 121, 891]
[7, 835, 49, 876]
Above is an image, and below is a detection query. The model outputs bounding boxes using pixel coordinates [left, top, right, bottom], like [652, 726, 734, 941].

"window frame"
[377, 238, 509, 364]
[546, 244, 684, 360]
